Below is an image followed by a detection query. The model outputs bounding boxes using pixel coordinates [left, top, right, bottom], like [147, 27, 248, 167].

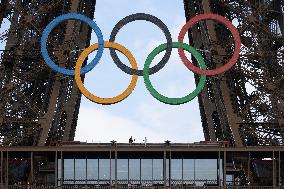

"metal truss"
[184, 0, 284, 147]
[0, 0, 283, 150]
[0, 0, 96, 146]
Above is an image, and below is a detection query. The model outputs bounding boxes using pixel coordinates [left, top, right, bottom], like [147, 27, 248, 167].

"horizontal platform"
[0, 142, 284, 152]
[0, 143, 283, 187]
[3, 186, 284, 189]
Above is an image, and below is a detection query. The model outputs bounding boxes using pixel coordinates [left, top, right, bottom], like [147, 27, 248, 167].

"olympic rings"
[41, 13, 104, 76]
[178, 13, 241, 75]
[75, 42, 138, 105]
[41, 12, 241, 105]
[109, 13, 173, 76]
[143, 42, 207, 105]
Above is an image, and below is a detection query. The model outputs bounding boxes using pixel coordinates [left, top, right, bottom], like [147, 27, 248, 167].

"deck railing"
[4, 186, 284, 189]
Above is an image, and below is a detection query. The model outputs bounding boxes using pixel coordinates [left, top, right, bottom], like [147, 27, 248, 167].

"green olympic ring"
[143, 42, 207, 105]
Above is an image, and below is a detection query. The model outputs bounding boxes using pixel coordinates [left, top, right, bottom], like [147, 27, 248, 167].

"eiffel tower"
[0, 0, 283, 148]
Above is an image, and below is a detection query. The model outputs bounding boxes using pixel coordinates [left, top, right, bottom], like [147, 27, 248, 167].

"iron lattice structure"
[0, 0, 96, 146]
[184, 0, 284, 147]
[0, 0, 283, 148]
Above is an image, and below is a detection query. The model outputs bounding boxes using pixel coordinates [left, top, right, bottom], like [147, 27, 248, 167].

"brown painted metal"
[0, 0, 282, 149]
[183, 1, 284, 184]
[0, 0, 96, 146]
[0, 1, 283, 186]
[184, 0, 284, 147]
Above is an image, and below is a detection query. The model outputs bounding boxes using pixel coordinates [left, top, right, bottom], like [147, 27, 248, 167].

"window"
[171, 159, 182, 180]
[117, 159, 128, 180]
[64, 159, 74, 183]
[141, 159, 152, 180]
[99, 159, 110, 181]
[87, 159, 98, 183]
[129, 159, 140, 180]
[153, 159, 163, 180]
[75, 159, 86, 183]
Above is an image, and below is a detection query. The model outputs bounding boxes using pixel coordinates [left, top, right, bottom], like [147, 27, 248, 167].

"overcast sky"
[75, 0, 204, 143]
[0, 0, 205, 144]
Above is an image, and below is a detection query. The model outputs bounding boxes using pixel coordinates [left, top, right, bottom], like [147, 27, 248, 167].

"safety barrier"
[4, 186, 284, 189]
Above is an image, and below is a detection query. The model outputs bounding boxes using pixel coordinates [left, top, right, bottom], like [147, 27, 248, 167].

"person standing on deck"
[143, 137, 147, 147]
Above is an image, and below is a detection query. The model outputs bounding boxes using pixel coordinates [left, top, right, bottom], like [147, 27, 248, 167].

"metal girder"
[184, 0, 284, 147]
[0, 0, 96, 146]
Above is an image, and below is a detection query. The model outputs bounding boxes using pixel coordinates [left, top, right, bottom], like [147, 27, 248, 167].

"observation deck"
[0, 142, 283, 188]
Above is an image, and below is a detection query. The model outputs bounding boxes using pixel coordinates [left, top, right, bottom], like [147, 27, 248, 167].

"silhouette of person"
[129, 136, 133, 144]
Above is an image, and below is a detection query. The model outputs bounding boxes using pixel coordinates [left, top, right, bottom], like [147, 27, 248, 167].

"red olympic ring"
[178, 13, 241, 75]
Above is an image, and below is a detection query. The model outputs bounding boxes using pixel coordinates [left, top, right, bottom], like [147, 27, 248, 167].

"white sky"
[75, 0, 204, 143]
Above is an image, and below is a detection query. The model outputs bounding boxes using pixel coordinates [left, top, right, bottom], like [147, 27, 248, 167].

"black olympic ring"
[109, 13, 173, 76]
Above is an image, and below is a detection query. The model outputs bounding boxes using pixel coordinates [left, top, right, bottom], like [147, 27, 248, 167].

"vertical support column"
[5, 152, 8, 188]
[193, 159, 196, 185]
[279, 151, 281, 187]
[109, 151, 112, 186]
[248, 152, 250, 184]
[1, 151, 3, 189]
[223, 151, 226, 186]
[85, 157, 88, 185]
[55, 151, 58, 187]
[273, 151, 276, 187]
[151, 159, 154, 186]
[115, 150, 117, 188]
[127, 158, 130, 184]
[169, 151, 171, 188]
[73, 158, 75, 184]
[61, 151, 64, 186]
[30, 152, 34, 184]
[139, 158, 142, 186]
[217, 151, 220, 186]
[98, 158, 100, 183]
[163, 151, 166, 188]
[181, 158, 184, 188]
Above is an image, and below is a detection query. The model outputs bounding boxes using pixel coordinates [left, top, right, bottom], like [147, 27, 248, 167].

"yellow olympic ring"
[75, 42, 138, 105]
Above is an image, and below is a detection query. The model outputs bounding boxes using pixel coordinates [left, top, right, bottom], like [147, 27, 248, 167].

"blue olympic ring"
[41, 13, 104, 76]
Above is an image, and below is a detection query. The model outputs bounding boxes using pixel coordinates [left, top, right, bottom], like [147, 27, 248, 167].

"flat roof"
[0, 143, 283, 152]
